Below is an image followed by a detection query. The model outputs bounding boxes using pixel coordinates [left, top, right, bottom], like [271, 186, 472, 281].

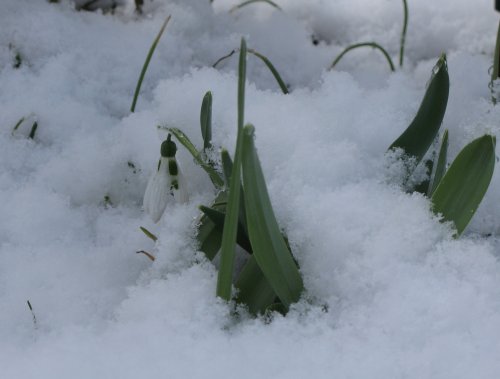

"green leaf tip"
[200, 91, 213, 150]
[389, 54, 449, 165]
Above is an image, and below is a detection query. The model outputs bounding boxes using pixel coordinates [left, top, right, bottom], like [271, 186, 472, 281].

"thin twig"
[399, 0, 408, 67]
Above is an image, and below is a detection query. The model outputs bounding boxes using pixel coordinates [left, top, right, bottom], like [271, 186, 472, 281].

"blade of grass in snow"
[214, 48, 289, 94]
[166, 127, 224, 189]
[428, 129, 449, 196]
[216, 38, 247, 301]
[248, 49, 289, 94]
[389, 54, 449, 165]
[130, 15, 171, 113]
[329, 42, 395, 72]
[431, 135, 496, 236]
[221, 149, 233, 187]
[28, 121, 38, 139]
[11, 117, 25, 134]
[241, 124, 303, 309]
[139, 226, 158, 242]
[200, 91, 213, 150]
[399, 0, 408, 67]
[26, 300, 37, 330]
[230, 0, 282, 14]
[136, 250, 156, 261]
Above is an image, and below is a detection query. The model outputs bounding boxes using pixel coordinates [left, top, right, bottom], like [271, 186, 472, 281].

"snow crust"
[2, 0, 500, 377]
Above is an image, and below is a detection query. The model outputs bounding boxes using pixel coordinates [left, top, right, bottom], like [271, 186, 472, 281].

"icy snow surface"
[2, 0, 500, 378]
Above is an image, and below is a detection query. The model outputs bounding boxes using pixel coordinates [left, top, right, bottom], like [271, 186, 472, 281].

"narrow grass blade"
[136, 250, 156, 261]
[248, 49, 289, 94]
[235, 256, 278, 314]
[399, 0, 408, 67]
[389, 54, 449, 165]
[167, 127, 224, 188]
[12, 117, 25, 134]
[216, 38, 247, 301]
[130, 15, 171, 113]
[199, 206, 252, 253]
[28, 122, 38, 139]
[241, 124, 303, 309]
[230, 0, 282, 13]
[212, 49, 236, 68]
[329, 42, 395, 72]
[428, 129, 448, 196]
[200, 91, 213, 150]
[431, 135, 496, 236]
[139, 226, 158, 242]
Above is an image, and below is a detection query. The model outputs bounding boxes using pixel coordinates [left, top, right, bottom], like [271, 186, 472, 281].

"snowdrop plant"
[143, 134, 188, 223]
[388, 54, 496, 236]
[162, 39, 303, 315]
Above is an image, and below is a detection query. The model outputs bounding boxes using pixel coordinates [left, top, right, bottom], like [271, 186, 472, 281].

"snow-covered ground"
[2, 0, 500, 377]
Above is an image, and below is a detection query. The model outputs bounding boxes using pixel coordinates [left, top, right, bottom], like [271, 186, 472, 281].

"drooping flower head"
[143, 134, 189, 223]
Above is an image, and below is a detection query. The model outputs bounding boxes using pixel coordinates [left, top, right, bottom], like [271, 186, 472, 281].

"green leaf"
[196, 191, 227, 261]
[221, 149, 233, 187]
[235, 256, 277, 315]
[200, 91, 213, 150]
[428, 129, 448, 196]
[217, 38, 247, 301]
[431, 134, 496, 236]
[131, 16, 171, 113]
[389, 54, 449, 165]
[139, 226, 158, 242]
[167, 127, 224, 189]
[199, 206, 252, 253]
[241, 124, 303, 309]
[248, 49, 289, 94]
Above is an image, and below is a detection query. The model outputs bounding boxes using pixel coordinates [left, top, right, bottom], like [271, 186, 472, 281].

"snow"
[2, 0, 500, 377]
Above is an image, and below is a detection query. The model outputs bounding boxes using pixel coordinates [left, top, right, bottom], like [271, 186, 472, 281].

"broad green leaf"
[431, 134, 496, 236]
[389, 54, 449, 165]
[200, 91, 213, 150]
[235, 256, 277, 315]
[131, 16, 171, 113]
[167, 127, 224, 189]
[428, 129, 448, 196]
[217, 38, 247, 301]
[241, 124, 303, 309]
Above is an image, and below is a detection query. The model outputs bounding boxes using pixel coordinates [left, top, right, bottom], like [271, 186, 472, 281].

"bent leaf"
[167, 127, 224, 189]
[431, 134, 496, 236]
[241, 124, 303, 309]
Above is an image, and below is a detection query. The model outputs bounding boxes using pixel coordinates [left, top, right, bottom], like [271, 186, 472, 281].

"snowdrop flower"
[143, 134, 189, 223]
